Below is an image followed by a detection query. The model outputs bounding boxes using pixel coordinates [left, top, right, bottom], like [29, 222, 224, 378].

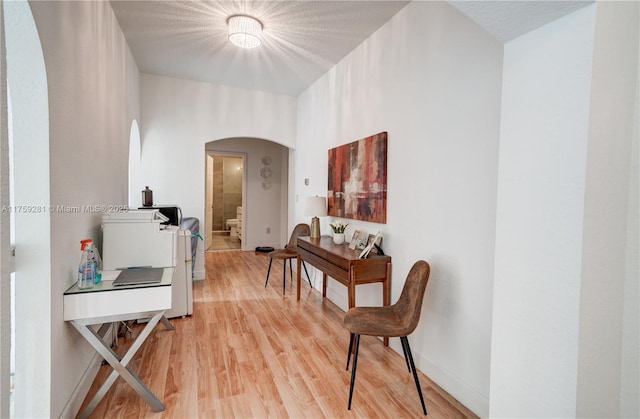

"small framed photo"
[359, 231, 383, 259]
[349, 230, 363, 250]
[365, 233, 383, 254]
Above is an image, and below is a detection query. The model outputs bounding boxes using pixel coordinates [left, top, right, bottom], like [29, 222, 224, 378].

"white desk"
[64, 268, 175, 418]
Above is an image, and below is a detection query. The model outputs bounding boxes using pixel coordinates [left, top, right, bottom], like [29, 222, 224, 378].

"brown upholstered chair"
[265, 223, 312, 294]
[343, 260, 431, 415]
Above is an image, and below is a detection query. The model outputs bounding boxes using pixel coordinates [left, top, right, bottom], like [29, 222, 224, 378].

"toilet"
[226, 207, 243, 239]
[226, 218, 239, 237]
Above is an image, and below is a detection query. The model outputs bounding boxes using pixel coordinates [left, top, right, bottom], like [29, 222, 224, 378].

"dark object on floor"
[255, 246, 275, 253]
[344, 260, 431, 415]
[265, 224, 312, 294]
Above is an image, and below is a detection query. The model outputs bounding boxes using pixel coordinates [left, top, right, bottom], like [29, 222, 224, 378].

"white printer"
[102, 210, 193, 318]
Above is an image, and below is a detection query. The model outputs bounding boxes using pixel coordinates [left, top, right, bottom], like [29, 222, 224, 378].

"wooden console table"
[296, 236, 392, 345]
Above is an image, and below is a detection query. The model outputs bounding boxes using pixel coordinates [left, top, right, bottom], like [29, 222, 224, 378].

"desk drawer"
[64, 285, 172, 321]
[298, 238, 350, 270]
[298, 238, 328, 259]
[327, 252, 349, 271]
[298, 248, 349, 282]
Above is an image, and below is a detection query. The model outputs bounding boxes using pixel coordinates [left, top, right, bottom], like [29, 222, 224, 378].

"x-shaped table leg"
[72, 311, 173, 419]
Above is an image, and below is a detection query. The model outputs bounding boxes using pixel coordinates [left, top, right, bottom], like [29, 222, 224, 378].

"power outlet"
[266, 227, 271, 234]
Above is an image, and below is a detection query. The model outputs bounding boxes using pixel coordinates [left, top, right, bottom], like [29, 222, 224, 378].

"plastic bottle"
[93, 243, 103, 284]
[79, 239, 103, 284]
[77, 239, 95, 289]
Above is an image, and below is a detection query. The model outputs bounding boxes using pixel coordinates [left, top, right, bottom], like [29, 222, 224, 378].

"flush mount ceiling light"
[227, 15, 263, 49]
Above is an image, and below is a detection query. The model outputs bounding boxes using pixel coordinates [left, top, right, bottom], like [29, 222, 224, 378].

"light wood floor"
[80, 251, 477, 418]
[207, 231, 241, 251]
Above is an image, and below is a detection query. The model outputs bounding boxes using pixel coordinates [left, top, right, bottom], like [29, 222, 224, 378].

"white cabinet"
[236, 206, 243, 241]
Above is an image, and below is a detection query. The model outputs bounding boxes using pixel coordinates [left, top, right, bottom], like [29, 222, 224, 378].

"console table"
[64, 268, 175, 418]
[296, 236, 391, 345]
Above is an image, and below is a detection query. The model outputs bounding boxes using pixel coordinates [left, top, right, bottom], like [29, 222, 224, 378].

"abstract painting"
[328, 132, 387, 223]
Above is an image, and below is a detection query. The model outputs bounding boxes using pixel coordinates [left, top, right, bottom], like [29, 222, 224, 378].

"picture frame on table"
[365, 233, 383, 254]
[349, 230, 363, 250]
[359, 231, 383, 259]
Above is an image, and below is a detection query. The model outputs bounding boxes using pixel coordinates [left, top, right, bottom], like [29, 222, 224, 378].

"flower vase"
[333, 233, 345, 245]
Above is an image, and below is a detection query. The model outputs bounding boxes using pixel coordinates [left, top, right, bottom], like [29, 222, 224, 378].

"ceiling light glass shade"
[227, 15, 263, 49]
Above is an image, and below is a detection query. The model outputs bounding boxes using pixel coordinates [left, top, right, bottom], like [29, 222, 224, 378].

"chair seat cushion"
[269, 248, 297, 259]
[344, 306, 412, 337]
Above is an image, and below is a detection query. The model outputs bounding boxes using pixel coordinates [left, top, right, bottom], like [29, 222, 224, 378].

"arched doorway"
[2, 1, 52, 417]
[204, 137, 290, 252]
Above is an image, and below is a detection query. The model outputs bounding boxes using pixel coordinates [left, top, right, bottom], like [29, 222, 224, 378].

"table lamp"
[305, 196, 327, 239]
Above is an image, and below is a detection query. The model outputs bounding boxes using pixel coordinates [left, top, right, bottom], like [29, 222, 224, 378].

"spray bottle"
[77, 239, 95, 289]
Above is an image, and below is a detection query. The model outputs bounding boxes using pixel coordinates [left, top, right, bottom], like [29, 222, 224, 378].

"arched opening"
[3, 2, 51, 417]
[204, 137, 290, 252]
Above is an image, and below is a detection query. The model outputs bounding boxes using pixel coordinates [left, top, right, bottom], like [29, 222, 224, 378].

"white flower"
[330, 220, 348, 233]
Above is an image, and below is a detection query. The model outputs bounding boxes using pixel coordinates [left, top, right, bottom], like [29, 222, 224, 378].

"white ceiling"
[449, 1, 593, 43]
[110, 0, 593, 97]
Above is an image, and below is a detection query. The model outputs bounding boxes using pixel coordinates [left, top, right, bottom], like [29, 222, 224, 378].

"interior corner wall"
[620, 23, 639, 416]
[26, 1, 141, 417]
[490, 5, 597, 418]
[295, 2, 503, 416]
[576, 2, 639, 417]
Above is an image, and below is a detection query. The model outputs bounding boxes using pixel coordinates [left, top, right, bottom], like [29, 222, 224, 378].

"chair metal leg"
[346, 333, 354, 370]
[302, 261, 312, 287]
[265, 258, 273, 288]
[401, 336, 427, 415]
[289, 258, 293, 284]
[347, 334, 361, 410]
[400, 335, 411, 373]
[282, 260, 287, 294]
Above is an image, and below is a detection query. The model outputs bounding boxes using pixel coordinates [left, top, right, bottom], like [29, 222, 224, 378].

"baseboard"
[193, 268, 205, 281]
[416, 353, 489, 418]
[324, 286, 349, 312]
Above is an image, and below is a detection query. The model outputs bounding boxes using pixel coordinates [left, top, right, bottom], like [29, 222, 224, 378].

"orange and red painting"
[327, 132, 387, 224]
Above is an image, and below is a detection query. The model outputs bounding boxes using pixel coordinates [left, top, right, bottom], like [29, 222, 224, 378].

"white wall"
[0, 6, 9, 417]
[295, 2, 503, 416]
[139, 74, 297, 265]
[621, 25, 639, 416]
[205, 137, 290, 249]
[576, 2, 639, 417]
[491, 3, 639, 418]
[15, 1, 140, 417]
[491, 6, 596, 417]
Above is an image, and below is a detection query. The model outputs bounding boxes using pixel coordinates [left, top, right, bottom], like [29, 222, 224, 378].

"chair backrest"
[285, 223, 310, 250]
[393, 260, 431, 335]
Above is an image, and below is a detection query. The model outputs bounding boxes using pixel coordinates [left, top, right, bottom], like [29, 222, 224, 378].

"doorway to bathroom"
[205, 152, 245, 251]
